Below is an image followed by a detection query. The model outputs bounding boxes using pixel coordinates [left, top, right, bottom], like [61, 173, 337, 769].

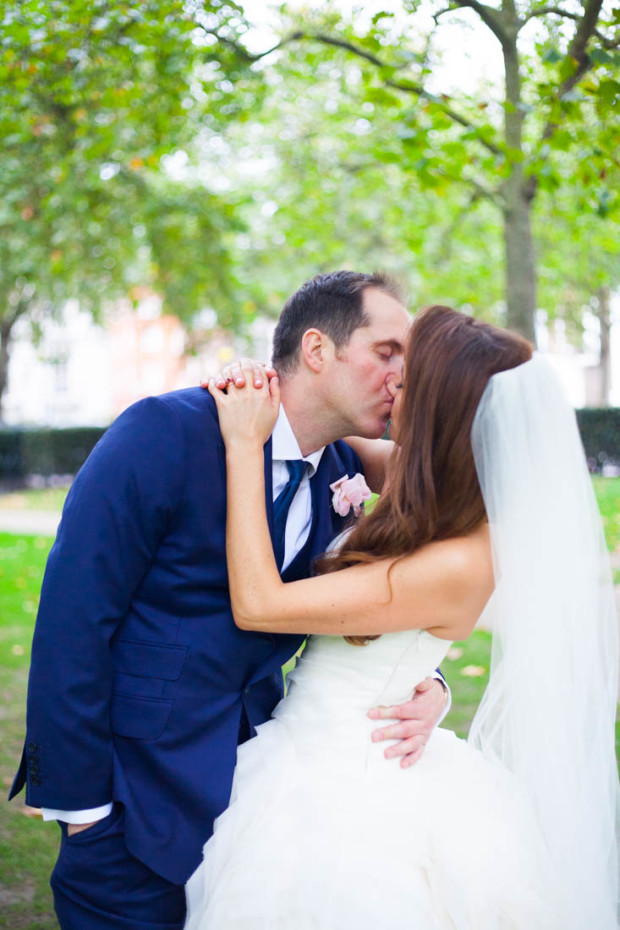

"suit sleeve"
[20, 396, 187, 810]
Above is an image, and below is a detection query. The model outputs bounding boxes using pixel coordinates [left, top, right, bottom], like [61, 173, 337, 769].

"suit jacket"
[10, 388, 362, 884]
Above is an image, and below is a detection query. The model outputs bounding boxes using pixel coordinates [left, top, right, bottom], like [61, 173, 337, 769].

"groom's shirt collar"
[272, 405, 325, 477]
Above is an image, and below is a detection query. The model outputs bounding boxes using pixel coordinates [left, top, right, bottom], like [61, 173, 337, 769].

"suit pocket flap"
[112, 640, 187, 681]
[111, 694, 174, 740]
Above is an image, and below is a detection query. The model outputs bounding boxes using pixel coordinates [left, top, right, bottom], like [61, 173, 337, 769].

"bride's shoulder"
[394, 524, 494, 640]
[405, 523, 491, 580]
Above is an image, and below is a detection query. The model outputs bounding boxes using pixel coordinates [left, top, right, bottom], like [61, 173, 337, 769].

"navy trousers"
[51, 806, 187, 929]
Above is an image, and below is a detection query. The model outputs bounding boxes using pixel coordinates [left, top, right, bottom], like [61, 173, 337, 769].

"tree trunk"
[502, 30, 536, 343]
[597, 286, 611, 406]
[503, 184, 536, 342]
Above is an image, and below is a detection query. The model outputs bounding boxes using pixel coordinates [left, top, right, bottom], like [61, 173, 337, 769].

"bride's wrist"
[225, 437, 265, 457]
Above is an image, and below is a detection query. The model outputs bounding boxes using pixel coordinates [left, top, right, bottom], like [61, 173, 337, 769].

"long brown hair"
[316, 305, 533, 644]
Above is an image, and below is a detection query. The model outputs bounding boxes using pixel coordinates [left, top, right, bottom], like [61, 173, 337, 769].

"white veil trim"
[468, 355, 619, 927]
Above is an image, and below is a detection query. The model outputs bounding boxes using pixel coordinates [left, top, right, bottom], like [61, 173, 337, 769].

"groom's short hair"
[272, 271, 403, 375]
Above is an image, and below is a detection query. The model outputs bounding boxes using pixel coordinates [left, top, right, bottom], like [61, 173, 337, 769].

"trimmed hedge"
[0, 427, 106, 482]
[0, 408, 618, 483]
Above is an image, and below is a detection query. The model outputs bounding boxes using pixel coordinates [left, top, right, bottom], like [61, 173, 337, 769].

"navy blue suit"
[10, 388, 361, 918]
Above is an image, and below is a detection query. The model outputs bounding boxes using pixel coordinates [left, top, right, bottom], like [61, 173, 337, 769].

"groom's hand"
[368, 677, 447, 769]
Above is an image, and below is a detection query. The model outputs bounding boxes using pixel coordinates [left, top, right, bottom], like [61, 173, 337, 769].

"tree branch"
[599, 34, 620, 49]
[195, 26, 301, 63]
[562, 0, 605, 89]
[450, 0, 512, 45]
[340, 159, 500, 203]
[199, 28, 503, 157]
[523, 6, 580, 25]
[432, 6, 460, 26]
[530, 0, 607, 200]
[523, 5, 619, 48]
[539, 0, 603, 120]
[288, 32, 503, 156]
[466, 176, 500, 202]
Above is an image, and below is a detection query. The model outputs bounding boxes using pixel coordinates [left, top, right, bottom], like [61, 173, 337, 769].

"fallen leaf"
[460, 665, 487, 677]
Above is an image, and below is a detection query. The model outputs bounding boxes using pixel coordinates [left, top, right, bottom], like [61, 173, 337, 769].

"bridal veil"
[469, 355, 619, 927]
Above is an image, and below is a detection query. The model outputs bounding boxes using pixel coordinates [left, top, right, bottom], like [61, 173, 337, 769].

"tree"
[535, 175, 620, 403]
[181, 38, 507, 321]
[0, 0, 254, 417]
[206, 0, 620, 340]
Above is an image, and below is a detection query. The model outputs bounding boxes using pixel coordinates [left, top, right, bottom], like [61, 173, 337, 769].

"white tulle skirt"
[185, 717, 558, 929]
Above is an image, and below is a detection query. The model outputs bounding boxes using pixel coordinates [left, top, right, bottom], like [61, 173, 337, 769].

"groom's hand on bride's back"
[367, 677, 448, 769]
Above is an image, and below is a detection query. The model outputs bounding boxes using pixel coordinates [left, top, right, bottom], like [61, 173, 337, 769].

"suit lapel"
[308, 442, 351, 560]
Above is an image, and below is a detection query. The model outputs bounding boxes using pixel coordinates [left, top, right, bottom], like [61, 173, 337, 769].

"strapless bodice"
[284, 629, 451, 714]
[270, 629, 452, 774]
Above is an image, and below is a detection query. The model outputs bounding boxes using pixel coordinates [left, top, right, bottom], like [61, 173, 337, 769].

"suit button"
[30, 776, 41, 786]
[27, 742, 38, 753]
[29, 763, 39, 775]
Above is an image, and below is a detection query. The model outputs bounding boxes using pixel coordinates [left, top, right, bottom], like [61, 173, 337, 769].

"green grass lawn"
[0, 487, 70, 513]
[593, 476, 620, 583]
[594, 476, 620, 548]
[0, 477, 618, 927]
[0, 534, 60, 929]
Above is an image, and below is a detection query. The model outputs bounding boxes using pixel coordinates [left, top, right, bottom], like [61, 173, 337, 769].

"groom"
[10, 271, 448, 929]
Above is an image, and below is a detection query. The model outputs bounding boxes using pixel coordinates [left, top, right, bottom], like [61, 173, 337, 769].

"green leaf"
[598, 80, 620, 108]
[371, 11, 395, 25]
[590, 48, 613, 66]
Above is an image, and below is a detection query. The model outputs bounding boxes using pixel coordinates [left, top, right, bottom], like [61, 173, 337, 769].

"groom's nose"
[385, 375, 399, 398]
[387, 351, 404, 377]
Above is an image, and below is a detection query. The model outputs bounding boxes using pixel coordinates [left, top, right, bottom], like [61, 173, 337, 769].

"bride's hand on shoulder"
[201, 357, 277, 392]
[206, 362, 280, 451]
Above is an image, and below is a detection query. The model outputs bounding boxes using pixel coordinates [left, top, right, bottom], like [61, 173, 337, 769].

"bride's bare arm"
[208, 377, 493, 642]
[229, 496, 491, 640]
[342, 436, 394, 493]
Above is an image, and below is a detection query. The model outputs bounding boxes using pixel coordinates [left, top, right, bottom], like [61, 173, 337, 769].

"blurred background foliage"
[1, 0, 619, 413]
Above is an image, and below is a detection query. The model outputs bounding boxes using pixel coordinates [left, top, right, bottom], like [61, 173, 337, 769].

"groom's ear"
[300, 329, 333, 374]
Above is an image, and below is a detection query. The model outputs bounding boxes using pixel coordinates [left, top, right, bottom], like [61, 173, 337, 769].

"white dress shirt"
[271, 405, 325, 570]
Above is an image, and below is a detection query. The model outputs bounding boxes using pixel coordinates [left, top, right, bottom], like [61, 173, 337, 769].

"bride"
[186, 305, 618, 929]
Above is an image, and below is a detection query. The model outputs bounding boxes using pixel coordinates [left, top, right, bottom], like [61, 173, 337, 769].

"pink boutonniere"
[330, 473, 372, 518]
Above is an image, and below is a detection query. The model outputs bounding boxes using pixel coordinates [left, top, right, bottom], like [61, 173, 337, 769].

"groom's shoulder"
[152, 386, 218, 425]
[116, 387, 219, 433]
[94, 389, 220, 465]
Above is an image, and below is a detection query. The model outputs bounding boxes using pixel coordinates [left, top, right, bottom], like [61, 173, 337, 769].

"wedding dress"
[186, 357, 618, 929]
[186, 603, 558, 929]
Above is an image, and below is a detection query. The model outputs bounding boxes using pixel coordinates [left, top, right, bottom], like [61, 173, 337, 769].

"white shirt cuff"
[40, 803, 113, 824]
[432, 671, 452, 725]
